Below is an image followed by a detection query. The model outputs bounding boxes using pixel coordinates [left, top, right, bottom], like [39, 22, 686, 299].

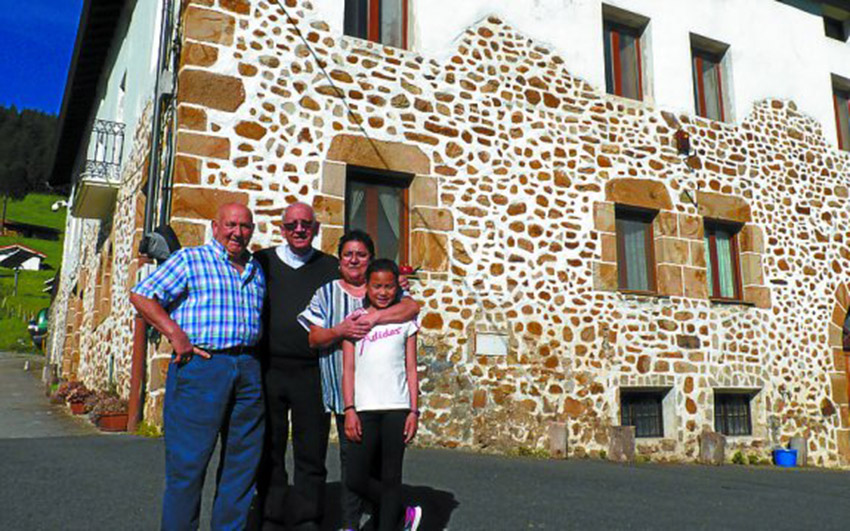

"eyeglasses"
[282, 219, 315, 231]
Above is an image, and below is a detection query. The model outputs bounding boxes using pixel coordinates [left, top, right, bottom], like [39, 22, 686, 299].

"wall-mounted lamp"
[675, 129, 691, 156]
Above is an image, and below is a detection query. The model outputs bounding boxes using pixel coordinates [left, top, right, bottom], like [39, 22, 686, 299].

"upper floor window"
[344, 0, 408, 49]
[346, 167, 411, 263]
[691, 35, 729, 122]
[616, 208, 656, 293]
[704, 221, 742, 301]
[602, 6, 649, 101]
[835, 83, 850, 152]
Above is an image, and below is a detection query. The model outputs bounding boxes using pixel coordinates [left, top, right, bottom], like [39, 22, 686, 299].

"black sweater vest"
[255, 248, 339, 367]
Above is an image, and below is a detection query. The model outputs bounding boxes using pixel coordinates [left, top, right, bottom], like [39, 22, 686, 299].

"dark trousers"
[336, 414, 366, 529]
[345, 410, 408, 531]
[256, 363, 330, 530]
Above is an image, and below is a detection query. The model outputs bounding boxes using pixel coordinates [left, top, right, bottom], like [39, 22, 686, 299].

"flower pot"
[97, 412, 128, 432]
[69, 402, 86, 415]
[773, 448, 798, 468]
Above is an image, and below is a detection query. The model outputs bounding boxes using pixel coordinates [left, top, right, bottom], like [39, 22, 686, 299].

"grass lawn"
[0, 193, 67, 352]
[3, 193, 67, 230]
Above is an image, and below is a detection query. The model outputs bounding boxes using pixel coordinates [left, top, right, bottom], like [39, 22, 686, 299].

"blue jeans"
[161, 352, 264, 531]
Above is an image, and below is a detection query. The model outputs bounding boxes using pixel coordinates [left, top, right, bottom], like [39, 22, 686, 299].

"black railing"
[82, 119, 125, 182]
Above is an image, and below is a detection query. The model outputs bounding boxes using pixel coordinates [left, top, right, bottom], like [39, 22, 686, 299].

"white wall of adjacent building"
[313, 0, 850, 147]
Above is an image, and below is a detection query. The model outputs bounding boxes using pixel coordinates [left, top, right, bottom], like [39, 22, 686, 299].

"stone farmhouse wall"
[51, 0, 850, 466]
[49, 106, 151, 400]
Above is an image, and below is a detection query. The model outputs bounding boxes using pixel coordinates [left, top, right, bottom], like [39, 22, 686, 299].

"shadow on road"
[323, 482, 459, 531]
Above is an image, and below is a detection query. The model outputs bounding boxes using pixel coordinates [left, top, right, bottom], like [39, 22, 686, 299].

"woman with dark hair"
[297, 230, 419, 531]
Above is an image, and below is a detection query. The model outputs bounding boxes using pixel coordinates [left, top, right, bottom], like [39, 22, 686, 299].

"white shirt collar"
[275, 243, 315, 269]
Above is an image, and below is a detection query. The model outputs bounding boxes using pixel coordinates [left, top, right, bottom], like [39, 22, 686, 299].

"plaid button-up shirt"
[132, 239, 266, 350]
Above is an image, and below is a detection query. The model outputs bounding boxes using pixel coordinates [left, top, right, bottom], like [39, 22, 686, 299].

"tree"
[0, 164, 30, 231]
[0, 105, 58, 195]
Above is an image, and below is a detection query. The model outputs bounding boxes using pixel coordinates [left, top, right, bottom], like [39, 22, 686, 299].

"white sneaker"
[403, 505, 422, 531]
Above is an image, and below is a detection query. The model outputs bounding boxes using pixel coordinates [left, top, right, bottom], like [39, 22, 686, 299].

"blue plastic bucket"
[773, 448, 798, 468]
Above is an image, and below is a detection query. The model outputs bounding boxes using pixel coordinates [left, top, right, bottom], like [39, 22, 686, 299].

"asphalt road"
[1, 351, 849, 530]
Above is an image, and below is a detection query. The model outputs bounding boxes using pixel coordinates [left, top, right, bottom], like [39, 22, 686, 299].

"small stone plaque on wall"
[475, 332, 509, 356]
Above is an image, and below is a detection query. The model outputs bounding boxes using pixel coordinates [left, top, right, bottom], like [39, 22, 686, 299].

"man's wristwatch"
[410, 409, 421, 417]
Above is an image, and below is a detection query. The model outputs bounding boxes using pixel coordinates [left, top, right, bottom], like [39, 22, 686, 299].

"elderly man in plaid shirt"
[130, 203, 266, 531]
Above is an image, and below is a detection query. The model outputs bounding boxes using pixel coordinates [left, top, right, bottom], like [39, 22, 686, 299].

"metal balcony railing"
[71, 119, 126, 218]
[82, 119, 126, 183]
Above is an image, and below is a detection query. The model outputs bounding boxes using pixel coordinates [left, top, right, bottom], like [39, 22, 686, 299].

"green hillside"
[0, 193, 66, 351]
[4, 193, 67, 230]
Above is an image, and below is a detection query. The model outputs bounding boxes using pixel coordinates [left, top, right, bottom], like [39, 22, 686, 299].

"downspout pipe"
[129, 0, 173, 430]
[128, 313, 147, 432]
[142, 0, 173, 236]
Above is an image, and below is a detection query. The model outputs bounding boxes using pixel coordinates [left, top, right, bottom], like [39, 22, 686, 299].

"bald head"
[218, 202, 253, 224]
[212, 202, 254, 260]
[284, 202, 314, 221]
[282, 201, 318, 255]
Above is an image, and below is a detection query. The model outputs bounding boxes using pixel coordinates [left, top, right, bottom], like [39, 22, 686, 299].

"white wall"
[314, 0, 850, 147]
[89, 0, 170, 164]
[20, 256, 41, 271]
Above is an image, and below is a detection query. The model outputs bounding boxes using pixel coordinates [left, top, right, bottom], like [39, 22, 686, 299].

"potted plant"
[48, 381, 71, 404]
[65, 385, 92, 415]
[49, 380, 81, 405]
[89, 394, 129, 432]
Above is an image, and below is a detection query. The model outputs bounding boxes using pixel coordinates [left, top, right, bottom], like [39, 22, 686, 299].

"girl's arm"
[403, 332, 420, 444]
[342, 339, 362, 443]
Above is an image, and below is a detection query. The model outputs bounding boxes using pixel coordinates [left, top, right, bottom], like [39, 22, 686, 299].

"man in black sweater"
[253, 202, 339, 531]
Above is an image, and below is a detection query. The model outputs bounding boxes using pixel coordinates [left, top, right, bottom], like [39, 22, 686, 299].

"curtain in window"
[693, 54, 723, 121]
[618, 31, 640, 100]
[378, 188, 400, 240]
[348, 187, 366, 221]
[603, 23, 641, 100]
[704, 233, 714, 295]
[715, 229, 735, 298]
[701, 58, 722, 121]
[381, 0, 404, 48]
[378, 187, 401, 260]
[347, 180, 404, 261]
[346, 185, 366, 230]
[621, 218, 649, 291]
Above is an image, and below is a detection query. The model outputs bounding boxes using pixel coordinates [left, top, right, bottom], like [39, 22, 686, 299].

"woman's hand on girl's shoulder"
[337, 312, 371, 341]
[344, 409, 362, 443]
[404, 411, 418, 444]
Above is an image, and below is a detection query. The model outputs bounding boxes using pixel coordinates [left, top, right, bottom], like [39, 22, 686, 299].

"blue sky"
[0, 0, 84, 115]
